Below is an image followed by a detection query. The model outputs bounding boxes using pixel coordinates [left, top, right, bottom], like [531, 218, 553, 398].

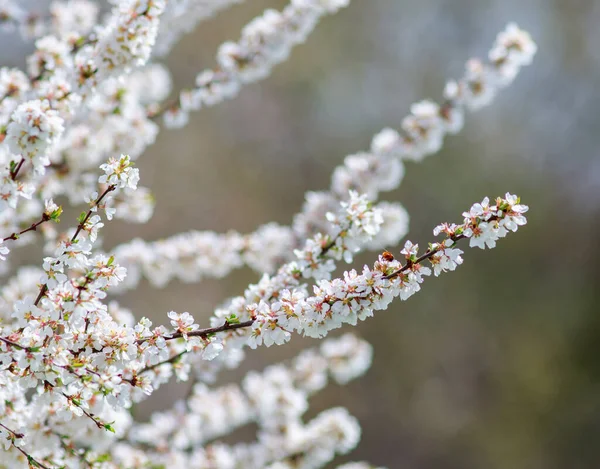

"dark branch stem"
[58, 391, 105, 430]
[138, 320, 254, 374]
[33, 184, 116, 307]
[3, 213, 51, 242]
[384, 235, 466, 280]
[140, 350, 186, 374]
[138, 319, 255, 345]
[9, 157, 25, 180]
[0, 336, 31, 351]
[0, 421, 23, 439]
[70, 185, 116, 242]
[0, 421, 53, 469]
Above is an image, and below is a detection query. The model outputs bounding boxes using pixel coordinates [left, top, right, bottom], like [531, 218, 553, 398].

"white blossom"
[164, 0, 352, 128]
[6, 99, 65, 173]
[0, 12, 536, 467]
[99, 154, 140, 190]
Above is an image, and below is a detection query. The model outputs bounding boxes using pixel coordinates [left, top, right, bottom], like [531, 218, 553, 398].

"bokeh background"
[6, 0, 600, 468]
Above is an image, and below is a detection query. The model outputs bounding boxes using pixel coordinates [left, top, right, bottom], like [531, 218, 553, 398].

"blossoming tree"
[0, 1, 536, 468]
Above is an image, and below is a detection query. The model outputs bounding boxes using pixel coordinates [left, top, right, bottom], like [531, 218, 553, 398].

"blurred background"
[6, 0, 600, 467]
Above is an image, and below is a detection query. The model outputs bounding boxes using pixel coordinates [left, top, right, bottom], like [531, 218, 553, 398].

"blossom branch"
[0, 421, 53, 469]
[103, 24, 536, 297]
[33, 184, 115, 306]
[0, 9, 538, 466]
[0, 336, 31, 351]
[135, 193, 526, 393]
[137, 319, 254, 345]
[2, 214, 50, 242]
[159, 0, 351, 128]
[8, 157, 24, 180]
[59, 391, 114, 433]
[2, 200, 62, 244]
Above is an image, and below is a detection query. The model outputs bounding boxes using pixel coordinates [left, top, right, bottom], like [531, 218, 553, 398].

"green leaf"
[103, 423, 116, 433]
[95, 454, 112, 463]
[50, 207, 63, 222]
[226, 314, 240, 325]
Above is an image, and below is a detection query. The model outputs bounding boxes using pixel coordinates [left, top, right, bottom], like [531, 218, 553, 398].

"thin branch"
[137, 319, 254, 346]
[138, 320, 254, 374]
[0, 421, 23, 439]
[58, 391, 107, 431]
[137, 319, 254, 374]
[3, 213, 51, 242]
[33, 184, 116, 306]
[140, 350, 186, 374]
[0, 336, 32, 351]
[9, 157, 25, 180]
[70, 185, 116, 242]
[384, 235, 466, 280]
[384, 215, 501, 280]
[137, 234, 337, 373]
[0, 422, 53, 469]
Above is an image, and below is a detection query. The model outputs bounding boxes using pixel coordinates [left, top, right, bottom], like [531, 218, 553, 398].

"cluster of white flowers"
[93, 0, 166, 83]
[245, 193, 528, 344]
[111, 222, 295, 291]
[5, 99, 64, 177]
[0, 0, 98, 41]
[89, 22, 538, 300]
[293, 22, 537, 243]
[153, 0, 244, 57]
[0, 2, 537, 467]
[163, 0, 352, 128]
[120, 334, 372, 467]
[0, 0, 174, 273]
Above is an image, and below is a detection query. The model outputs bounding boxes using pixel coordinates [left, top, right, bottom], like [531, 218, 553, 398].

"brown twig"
[137, 319, 254, 346]
[0, 422, 53, 469]
[384, 235, 466, 280]
[3, 213, 51, 242]
[33, 184, 116, 307]
[9, 157, 25, 180]
[138, 320, 254, 374]
[0, 336, 33, 352]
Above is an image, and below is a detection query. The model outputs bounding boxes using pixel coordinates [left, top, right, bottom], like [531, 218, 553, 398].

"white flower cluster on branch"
[161, 0, 352, 128]
[102, 21, 536, 295]
[0, 0, 99, 41]
[154, 0, 245, 58]
[121, 334, 372, 467]
[0, 2, 537, 467]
